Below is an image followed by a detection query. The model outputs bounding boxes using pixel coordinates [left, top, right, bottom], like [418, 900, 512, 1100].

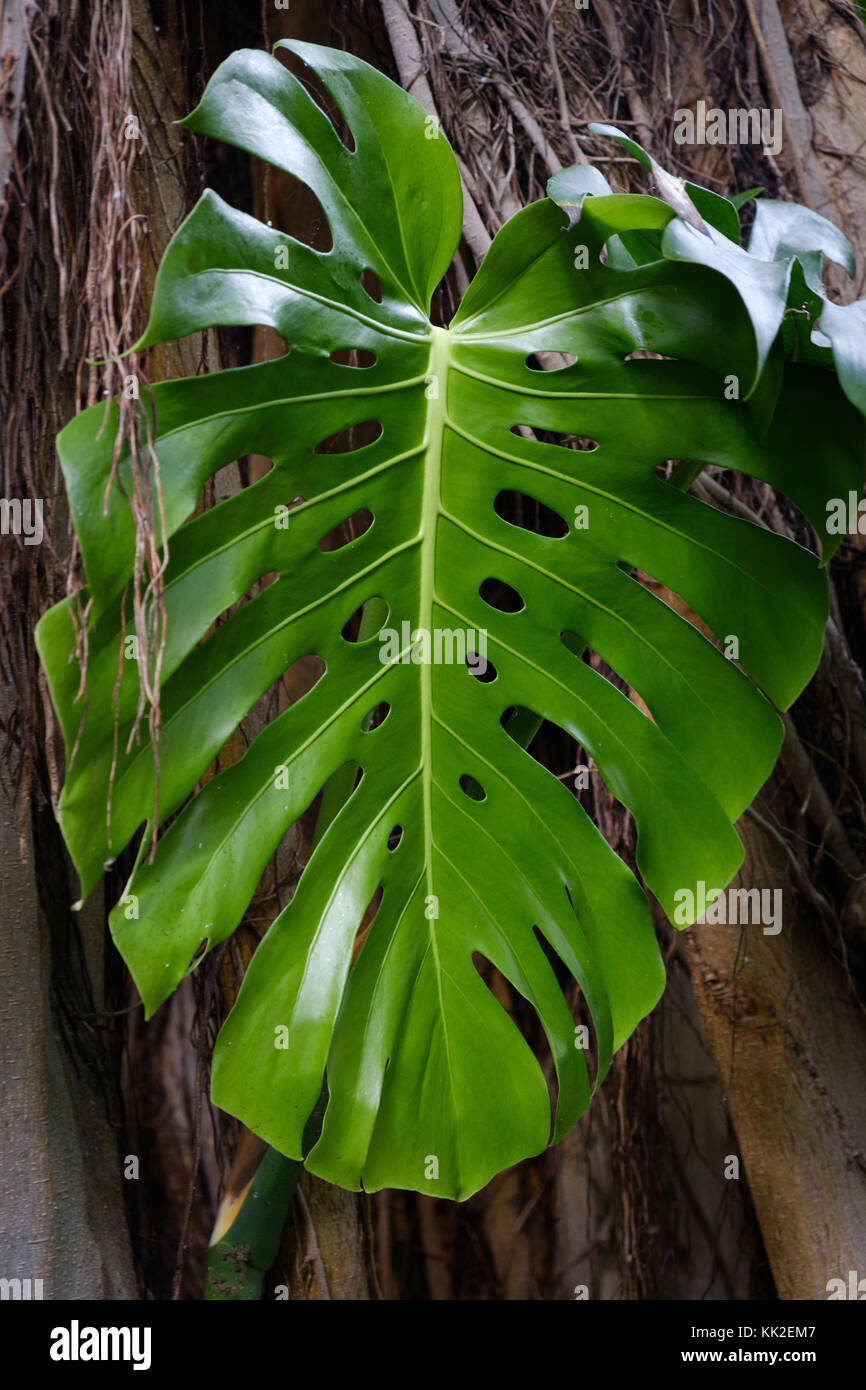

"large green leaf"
[37, 43, 865, 1200]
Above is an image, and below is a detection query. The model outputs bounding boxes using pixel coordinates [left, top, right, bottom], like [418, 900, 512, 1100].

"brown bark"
[687, 805, 866, 1298]
[0, 0, 139, 1301]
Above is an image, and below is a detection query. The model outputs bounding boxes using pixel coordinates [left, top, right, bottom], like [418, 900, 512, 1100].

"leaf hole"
[459, 773, 486, 802]
[262, 170, 333, 253]
[297, 761, 366, 879]
[362, 701, 390, 731]
[387, 825, 403, 851]
[531, 925, 599, 1093]
[330, 348, 377, 368]
[494, 490, 569, 539]
[564, 635, 655, 722]
[468, 653, 497, 683]
[624, 349, 677, 361]
[479, 577, 525, 613]
[586, 645, 655, 721]
[471, 951, 560, 1135]
[271, 655, 327, 717]
[524, 352, 577, 371]
[314, 420, 383, 454]
[341, 598, 388, 644]
[279, 49, 357, 154]
[361, 267, 383, 303]
[512, 425, 598, 452]
[352, 885, 382, 965]
[317, 507, 374, 552]
[207, 460, 265, 505]
[184, 638, 325, 765]
[502, 706, 589, 793]
[524, 717, 582, 780]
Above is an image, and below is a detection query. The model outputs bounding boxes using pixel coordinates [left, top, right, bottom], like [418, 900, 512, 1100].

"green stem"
[204, 1094, 327, 1300]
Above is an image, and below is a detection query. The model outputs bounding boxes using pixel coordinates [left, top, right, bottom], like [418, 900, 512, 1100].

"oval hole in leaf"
[362, 700, 390, 731]
[314, 420, 383, 454]
[459, 773, 486, 802]
[330, 348, 377, 367]
[479, 577, 525, 613]
[513, 426, 598, 452]
[341, 598, 388, 644]
[525, 352, 577, 371]
[468, 653, 497, 683]
[387, 825, 403, 851]
[361, 267, 383, 303]
[624, 349, 676, 361]
[209, 459, 262, 502]
[317, 507, 374, 552]
[494, 490, 569, 538]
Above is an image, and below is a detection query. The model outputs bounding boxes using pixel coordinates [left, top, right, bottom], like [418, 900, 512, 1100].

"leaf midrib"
[419, 325, 459, 1148]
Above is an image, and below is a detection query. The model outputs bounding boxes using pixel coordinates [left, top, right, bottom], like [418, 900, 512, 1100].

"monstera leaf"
[550, 124, 866, 412]
[37, 42, 865, 1200]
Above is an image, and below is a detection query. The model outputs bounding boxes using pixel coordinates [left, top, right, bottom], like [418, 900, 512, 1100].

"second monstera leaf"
[37, 42, 865, 1199]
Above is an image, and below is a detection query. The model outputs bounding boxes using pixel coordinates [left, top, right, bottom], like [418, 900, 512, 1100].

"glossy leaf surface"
[38, 44, 865, 1198]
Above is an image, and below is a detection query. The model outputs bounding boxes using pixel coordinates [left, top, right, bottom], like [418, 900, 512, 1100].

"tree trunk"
[0, 0, 138, 1300]
[688, 803, 866, 1299]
